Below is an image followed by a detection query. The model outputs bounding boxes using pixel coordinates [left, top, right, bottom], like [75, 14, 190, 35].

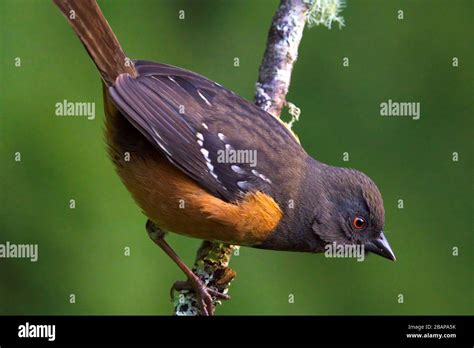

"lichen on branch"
[306, 0, 346, 29]
[173, 242, 237, 315]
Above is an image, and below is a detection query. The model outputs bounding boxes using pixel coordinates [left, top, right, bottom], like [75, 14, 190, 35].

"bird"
[53, 0, 396, 315]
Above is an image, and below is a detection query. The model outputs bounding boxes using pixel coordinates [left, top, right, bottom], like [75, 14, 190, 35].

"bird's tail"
[52, 0, 137, 85]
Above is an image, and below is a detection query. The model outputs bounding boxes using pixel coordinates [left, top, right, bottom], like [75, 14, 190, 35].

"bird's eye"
[352, 216, 367, 230]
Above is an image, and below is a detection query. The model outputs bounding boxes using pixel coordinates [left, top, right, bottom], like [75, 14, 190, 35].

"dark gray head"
[312, 166, 396, 261]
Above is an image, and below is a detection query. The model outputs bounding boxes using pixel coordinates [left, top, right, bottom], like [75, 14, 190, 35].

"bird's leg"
[145, 220, 230, 316]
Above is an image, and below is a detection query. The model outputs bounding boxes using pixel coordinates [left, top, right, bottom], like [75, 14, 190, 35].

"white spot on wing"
[200, 148, 211, 163]
[167, 76, 180, 86]
[152, 128, 164, 141]
[152, 128, 172, 156]
[200, 148, 209, 157]
[231, 165, 245, 174]
[197, 90, 212, 106]
[206, 162, 218, 180]
[260, 174, 272, 184]
[202, 123, 209, 130]
[199, 146, 219, 181]
[197, 140, 203, 146]
[251, 168, 272, 184]
[237, 181, 250, 190]
[196, 132, 204, 141]
[217, 133, 226, 141]
[156, 141, 172, 156]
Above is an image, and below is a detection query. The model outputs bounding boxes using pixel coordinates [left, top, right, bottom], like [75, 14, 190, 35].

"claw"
[170, 276, 230, 316]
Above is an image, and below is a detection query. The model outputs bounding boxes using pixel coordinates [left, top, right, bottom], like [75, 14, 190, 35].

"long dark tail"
[52, 0, 137, 86]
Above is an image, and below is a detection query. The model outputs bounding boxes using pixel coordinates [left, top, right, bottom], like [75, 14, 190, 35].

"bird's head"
[311, 166, 396, 261]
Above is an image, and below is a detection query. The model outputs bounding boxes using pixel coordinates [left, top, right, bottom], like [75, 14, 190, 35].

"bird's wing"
[108, 60, 302, 202]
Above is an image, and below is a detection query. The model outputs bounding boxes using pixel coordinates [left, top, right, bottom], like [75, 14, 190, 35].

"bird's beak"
[365, 232, 396, 261]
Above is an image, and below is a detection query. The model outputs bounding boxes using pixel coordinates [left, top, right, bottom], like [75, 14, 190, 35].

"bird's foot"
[171, 275, 230, 316]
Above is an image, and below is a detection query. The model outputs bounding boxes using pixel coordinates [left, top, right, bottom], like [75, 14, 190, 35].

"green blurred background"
[0, 0, 472, 315]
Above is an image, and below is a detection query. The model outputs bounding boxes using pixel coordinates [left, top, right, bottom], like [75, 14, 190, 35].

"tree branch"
[255, 0, 310, 118]
[173, 0, 344, 316]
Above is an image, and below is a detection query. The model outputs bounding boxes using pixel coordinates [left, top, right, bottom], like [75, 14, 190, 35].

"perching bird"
[53, 0, 396, 315]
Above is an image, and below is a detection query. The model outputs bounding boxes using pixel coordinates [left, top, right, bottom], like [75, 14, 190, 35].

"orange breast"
[116, 153, 281, 245]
